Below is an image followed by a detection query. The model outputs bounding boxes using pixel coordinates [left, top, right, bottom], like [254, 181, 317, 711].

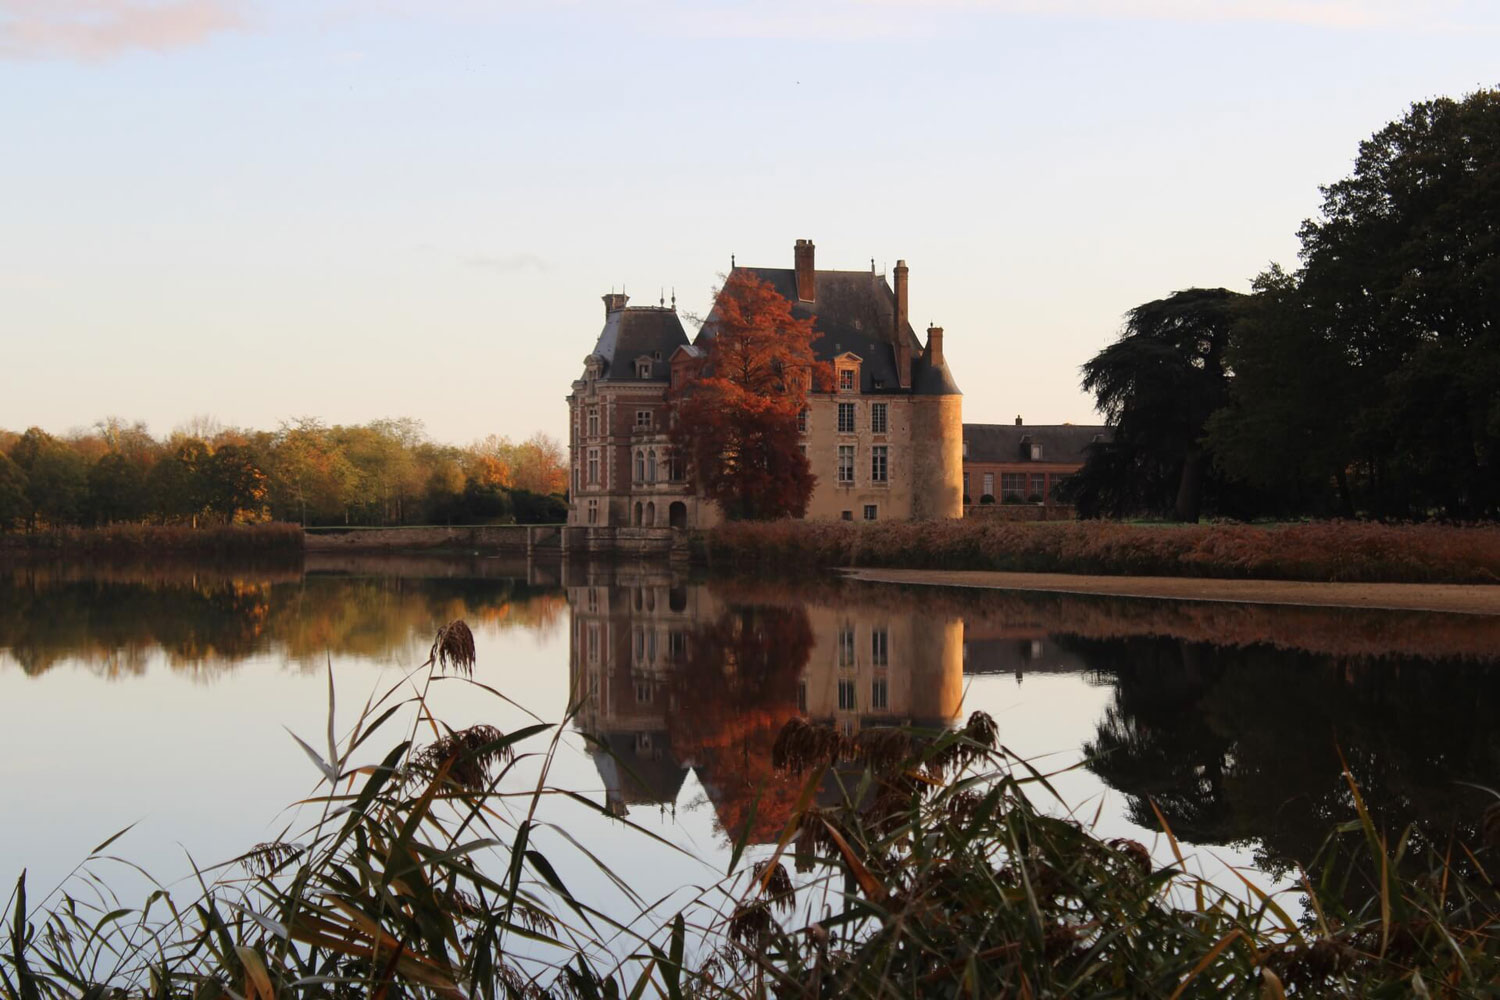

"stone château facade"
[566, 240, 963, 532]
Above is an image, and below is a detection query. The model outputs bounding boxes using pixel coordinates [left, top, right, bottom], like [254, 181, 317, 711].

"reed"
[3, 622, 1496, 998]
[700, 519, 1500, 584]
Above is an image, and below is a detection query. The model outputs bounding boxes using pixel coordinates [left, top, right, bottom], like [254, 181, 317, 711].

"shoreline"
[838, 567, 1500, 616]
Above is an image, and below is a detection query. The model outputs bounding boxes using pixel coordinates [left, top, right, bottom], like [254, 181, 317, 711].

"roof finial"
[671, 287, 676, 310]
[660, 287, 664, 307]
[731, 252, 736, 268]
[871, 257, 875, 274]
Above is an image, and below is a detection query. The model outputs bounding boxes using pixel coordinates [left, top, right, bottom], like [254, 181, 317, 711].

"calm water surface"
[3, 553, 1498, 926]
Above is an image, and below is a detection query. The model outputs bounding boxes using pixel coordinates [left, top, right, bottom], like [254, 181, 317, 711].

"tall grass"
[700, 519, 1500, 584]
[4, 622, 1497, 998]
[0, 522, 305, 558]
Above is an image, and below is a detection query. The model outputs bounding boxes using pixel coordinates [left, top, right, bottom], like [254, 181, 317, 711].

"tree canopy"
[0, 418, 569, 531]
[1063, 288, 1244, 522]
[1210, 89, 1500, 519]
[1078, 88, 1500, 521]
[671, 271, 830, 520]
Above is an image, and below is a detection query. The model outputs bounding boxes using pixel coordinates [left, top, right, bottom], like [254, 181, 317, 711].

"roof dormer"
[834, 352, 863, 394]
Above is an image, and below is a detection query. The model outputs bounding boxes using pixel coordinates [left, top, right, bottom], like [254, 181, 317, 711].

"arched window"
[634, 451, 645, 483]
[646, 450, 657, 483]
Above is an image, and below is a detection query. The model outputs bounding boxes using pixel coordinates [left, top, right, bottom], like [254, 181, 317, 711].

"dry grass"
[0, 522, 305, 557]
[700, 519, 1500, 584]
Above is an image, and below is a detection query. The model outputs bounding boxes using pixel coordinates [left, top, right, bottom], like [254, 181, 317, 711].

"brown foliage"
[702, 518, 1500, 584]
[670, 272, 831, 520]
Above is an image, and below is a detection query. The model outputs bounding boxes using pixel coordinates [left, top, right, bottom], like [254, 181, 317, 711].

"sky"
[2, 0, 1497, 447]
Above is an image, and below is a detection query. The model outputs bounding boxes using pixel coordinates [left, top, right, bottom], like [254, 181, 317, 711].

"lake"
[3, 553, 1498, 938]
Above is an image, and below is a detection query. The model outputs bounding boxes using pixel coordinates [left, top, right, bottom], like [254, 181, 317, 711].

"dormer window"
[839, 369, 855, 392]
[1031, 444, 1043, 460]
[637, 360, 652, 379]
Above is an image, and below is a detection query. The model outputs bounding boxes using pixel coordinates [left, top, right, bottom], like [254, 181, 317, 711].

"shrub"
[979, 493, 996, 504]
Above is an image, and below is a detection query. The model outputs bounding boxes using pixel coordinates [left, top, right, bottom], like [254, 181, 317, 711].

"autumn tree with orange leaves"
[670, 271, 829, 520]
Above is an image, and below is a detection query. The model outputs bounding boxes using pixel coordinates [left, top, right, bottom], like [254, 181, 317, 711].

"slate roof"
[698, 267, 961, 396]
[591, 731, 690, 808]
[587, 306, 689, 382]
[963, 423, 1112, 464]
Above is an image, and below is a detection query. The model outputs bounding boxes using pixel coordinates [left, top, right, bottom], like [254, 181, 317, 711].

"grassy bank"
[0, 522, 304, 558]
[4, 621, 1497, 998]
[699, 519, 1500, 584]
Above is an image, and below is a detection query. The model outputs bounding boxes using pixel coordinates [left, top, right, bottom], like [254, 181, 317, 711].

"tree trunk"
[1174, 450, 1206, 522]
[1335, 466, 1355, 518]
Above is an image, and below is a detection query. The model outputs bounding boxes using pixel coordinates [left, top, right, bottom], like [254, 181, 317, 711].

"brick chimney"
[894, 259, 909, 335]
[602, 292, 629, 316]
[794, 239, 816, 301]
[1015, 415, 1023, 426]
[926, 325, 944, 367]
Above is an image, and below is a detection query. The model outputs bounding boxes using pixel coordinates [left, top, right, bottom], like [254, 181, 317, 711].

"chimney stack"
[894, 259, 909, 336]
[1015, 415, 1023, 426]
[794, 239, 816, 301]
[926, 326, 944, 367]
[602, 292, 629, 316]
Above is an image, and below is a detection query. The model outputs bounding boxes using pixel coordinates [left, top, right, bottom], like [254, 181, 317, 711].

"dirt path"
[838, 568, 1500, 616]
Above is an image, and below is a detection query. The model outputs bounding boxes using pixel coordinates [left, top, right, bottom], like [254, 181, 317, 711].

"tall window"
[863, 504, 877, 521]
[636, 360, 651, 378]
[797, 408, 808, 434]
[838, 626, 855, 667]
[1030, 443, 1044, 460]
[838, 680, 857, 711]
[587, 409, 599, 436]
[1002, 473, 1027, 498]
[634, 451, 645, 483]
[837, 445, 855, 483]
[587, 449, 600, 484]
[871, 679, 888, 710]
[1031, 473, 1046, 498]
[838, 368, 855, 392]
[646, 450, 658, 483]
[871, 445, 888, 483]
[586, 499, 598, 524]
[870, 403, 887, 434]
[872, 628, 888, 666]
[982, 472, 994, 497]
[838, 402, 855, 433]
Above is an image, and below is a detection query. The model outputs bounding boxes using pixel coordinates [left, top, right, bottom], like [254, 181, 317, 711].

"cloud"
[0, 0, 246, 61]
[464, 253, 552, 274]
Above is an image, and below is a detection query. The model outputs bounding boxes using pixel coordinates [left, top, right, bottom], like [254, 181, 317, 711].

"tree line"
[1064, 88, 1500, 521]
[0, 417, 568, 531]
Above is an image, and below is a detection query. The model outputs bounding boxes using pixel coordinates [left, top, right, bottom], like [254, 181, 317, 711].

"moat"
[3, 554, 1497, 922]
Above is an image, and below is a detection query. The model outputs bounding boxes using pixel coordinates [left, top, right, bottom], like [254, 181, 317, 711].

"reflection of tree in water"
[0, 567, 564, 678]
[1080, 635, 1500, 881]
[667, 603, 814, 844]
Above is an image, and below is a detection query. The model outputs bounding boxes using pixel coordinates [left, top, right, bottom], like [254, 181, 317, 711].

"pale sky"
[2, 0, 1496, 445]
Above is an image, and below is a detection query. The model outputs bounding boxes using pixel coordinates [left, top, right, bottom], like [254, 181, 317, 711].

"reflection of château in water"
[565, 566, 962, 836]
[961, 623, 1093, 680]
